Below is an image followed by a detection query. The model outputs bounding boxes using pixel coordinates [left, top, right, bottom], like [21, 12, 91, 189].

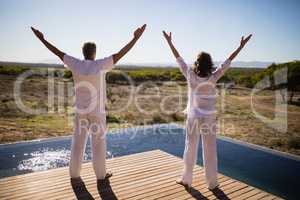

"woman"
[162, 31, 252, 190]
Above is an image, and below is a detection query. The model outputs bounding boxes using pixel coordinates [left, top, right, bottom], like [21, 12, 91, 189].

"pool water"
[0, 124, 299, 199]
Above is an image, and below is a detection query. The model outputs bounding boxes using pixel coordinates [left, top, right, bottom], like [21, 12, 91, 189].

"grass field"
[0, 65, 299, 156]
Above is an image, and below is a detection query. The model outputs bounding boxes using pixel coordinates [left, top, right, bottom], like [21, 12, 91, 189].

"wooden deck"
[0, 150, 282, 200]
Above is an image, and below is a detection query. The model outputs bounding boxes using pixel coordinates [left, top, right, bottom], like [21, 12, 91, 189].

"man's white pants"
[182, 117, 218, 189]
[69, 113, 107, 179]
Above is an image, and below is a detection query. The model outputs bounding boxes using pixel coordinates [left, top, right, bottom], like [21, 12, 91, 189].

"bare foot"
[98, 172, 113, 181]
[176, 179, 191, 192]
[104, 172, 113, 179]
[70, 177, 83, 185]
[208, 184, 220, 190]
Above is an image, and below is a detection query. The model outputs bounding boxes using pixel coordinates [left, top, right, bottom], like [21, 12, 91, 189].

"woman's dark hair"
[193, 52, 213, 77]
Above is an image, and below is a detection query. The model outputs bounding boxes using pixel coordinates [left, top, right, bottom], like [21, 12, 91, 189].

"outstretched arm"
[113, 24, 147, 64]
[228, 34, 252, 61]
[162, 31, 180, 58]
[163, 31, 189, 78]
[211, 34, 253, 82]
[31, 27, 65, 61]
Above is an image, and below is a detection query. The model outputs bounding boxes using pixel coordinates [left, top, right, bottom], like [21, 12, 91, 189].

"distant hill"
[0, 60, 273, 69]
[0, 61, 64, 69]
[118, 61, 273, 68]
[228, 61, 273, 68]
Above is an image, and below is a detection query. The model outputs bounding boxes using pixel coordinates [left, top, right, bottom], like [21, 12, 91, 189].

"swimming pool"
[0, 124, 299, 199]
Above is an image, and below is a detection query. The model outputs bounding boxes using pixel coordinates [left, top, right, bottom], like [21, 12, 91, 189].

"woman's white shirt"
[176, 57, 231, 119]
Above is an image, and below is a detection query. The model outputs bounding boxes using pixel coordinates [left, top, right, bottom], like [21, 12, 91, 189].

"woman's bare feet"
[208, 184, 219, 190]
[176, 179, 191, 192]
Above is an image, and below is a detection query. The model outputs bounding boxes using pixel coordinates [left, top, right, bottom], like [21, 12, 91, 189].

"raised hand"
[228, 34, 253, 61]
[163, 31, 172, 43]
[30, 26, 65, 61]
[162, 30, 180, 58]
[134, 24, 147, 39]
[113, 24, 147, 64]
[31, 27, 44, 40]
[240, 34, 252, 48]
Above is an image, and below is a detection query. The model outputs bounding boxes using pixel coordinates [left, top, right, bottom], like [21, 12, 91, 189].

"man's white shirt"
[63, 54, 114, 114]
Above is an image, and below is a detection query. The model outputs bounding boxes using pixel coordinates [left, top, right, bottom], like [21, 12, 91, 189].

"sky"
[0, 0, 300, 64]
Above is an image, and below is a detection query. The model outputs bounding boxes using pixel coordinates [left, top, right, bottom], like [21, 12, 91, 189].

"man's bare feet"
[104, 172, 113, 179]
[70, 177, 83, 185]
[97, 172, 113, 182]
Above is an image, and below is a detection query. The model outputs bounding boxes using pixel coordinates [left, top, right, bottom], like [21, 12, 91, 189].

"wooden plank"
[41, 162, 185, 200]
[0, 154, 177, 193]
[144, 176, 231, 200]
[235, 189, 265, 200]
[1, 156, 180, 199]
[246, 192, 270, 200]
[0, 150, 165, 185]
[260, 196, 278, 200]
[0, 149, 282, 200]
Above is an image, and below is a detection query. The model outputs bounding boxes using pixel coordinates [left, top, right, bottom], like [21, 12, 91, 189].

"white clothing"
[182, 117, 218, 189]
[176, 56, 231, 189]
[63, 54, 114, 114]
[176, 57, 231, 119]
[63, 54, 114, 179]
[69, 113, 107, 179]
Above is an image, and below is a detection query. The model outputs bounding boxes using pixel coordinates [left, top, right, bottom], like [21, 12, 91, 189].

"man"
[31, 24, 146, 181]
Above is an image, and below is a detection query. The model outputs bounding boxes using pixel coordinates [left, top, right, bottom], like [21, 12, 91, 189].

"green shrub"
[170, 112, 184, 121]
[107, 71, 128, 84]
[63, 70, 72, 78]
[106, 114, 121, 123]
[107, 67, 185, 83]
[269, 138, 283, 147]
[287, 137, 300, 149]
[150, 114, 168, 124]
[0, 66, 29, 75]
[252, 61, 300, 103]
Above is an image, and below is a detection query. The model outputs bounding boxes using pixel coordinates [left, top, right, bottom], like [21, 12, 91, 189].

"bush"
[269, 138, 283, 147]
[150, 114, 168, 124]
[238, 76, 255, 87]
[287, 137, 300, 149]
[219, 67, 262, 87]
[0, 66, 29, 75]
[107, 67, 185, 83]
[170, 112, 184, 122]
[106, 114, 121, 123]
[252, 61, 300, 103]
[106, 71, 129, 84]
[63, 70, 72, 79]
